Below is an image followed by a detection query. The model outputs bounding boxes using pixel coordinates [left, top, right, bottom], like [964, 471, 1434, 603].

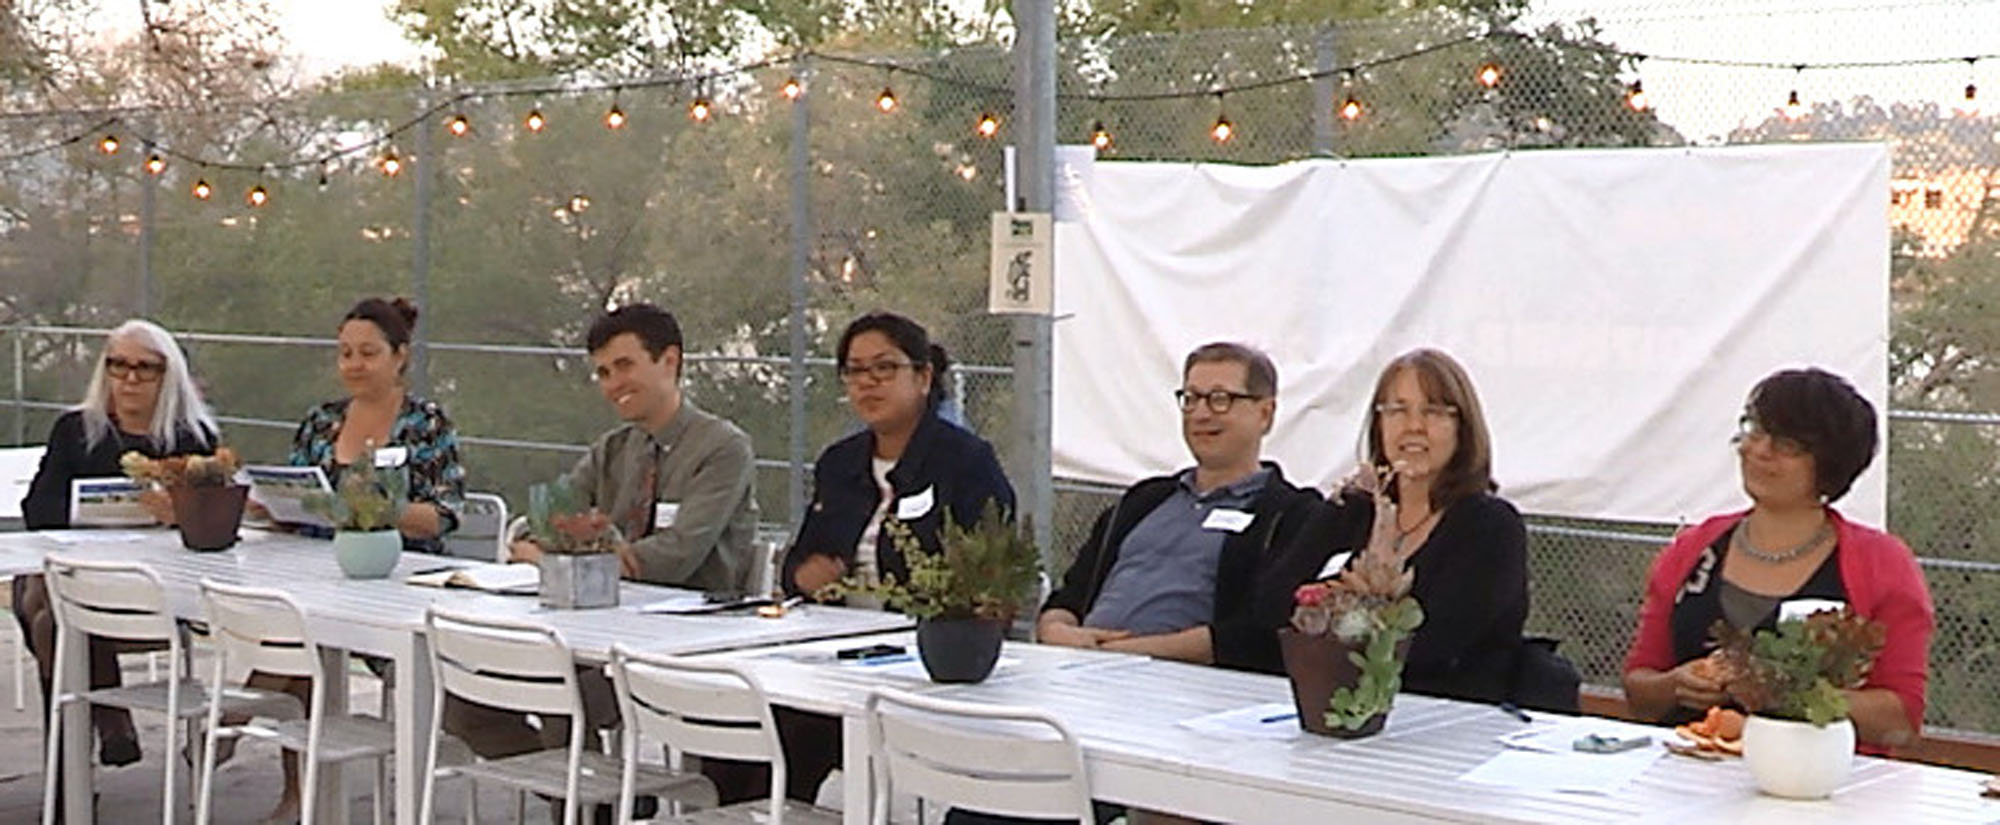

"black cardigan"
[21, 410, 217, 529]
[781, 413, 1016, 596]
[1282, 490, 1529, 703]
[1042, 462, 1321, 675]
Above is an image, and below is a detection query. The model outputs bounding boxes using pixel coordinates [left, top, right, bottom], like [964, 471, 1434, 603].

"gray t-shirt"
[1083, 467, 1271, 635]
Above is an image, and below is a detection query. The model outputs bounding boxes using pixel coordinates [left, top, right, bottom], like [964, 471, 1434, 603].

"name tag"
[895, 486, 936, 521]
[372, 446, 409, 468]
[1778, 598, 1847, 623]
[1316, 551, 1354, 579]
[1202, 508, 1254, 533]
[653, 502, 681, 531]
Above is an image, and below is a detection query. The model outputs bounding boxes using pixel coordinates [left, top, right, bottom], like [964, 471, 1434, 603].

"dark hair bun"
[388, 296, 420, 330]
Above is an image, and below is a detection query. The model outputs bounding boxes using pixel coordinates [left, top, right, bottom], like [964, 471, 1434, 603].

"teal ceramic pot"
[333, 529, 402, 579]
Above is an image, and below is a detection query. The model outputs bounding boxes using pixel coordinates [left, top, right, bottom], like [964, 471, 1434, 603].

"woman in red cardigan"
[1623, 368, 1933, 750]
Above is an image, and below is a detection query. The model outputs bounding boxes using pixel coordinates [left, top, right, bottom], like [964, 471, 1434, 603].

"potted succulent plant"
[526, 478, 623, 609]
[302, 447, 409, 578]
[121, 447, 245, 551]
[1281, 539, 1425, 738]
[1711, 608, 1887, 799]
[817, 501, 1039, 683]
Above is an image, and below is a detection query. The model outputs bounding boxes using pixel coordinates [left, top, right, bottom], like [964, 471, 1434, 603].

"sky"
[95, 0, 2000, 142]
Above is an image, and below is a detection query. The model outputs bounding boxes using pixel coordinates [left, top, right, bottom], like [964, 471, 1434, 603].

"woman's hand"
[1668, 656, 1729, 710]
[792, 554, 847, 595]
[138, 488, 176, 526]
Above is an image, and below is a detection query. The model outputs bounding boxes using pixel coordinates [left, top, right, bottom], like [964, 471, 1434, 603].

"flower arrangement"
[301, 446, 408, 532]
[1289, 537, 1425, 731]
[816, 500, 1040, 622]
[1710, 608, 1887, 727]
[526, 477, 622, 554]
[121, 447, 241, 488]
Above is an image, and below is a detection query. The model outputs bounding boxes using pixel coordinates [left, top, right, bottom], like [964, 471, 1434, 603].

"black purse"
[1509, 635, 1582, 714]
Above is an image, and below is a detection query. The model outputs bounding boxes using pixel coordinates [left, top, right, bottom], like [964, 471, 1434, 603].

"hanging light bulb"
[380, 151, 403, 177]
[1090, 120, 1112, 151]
[1478, 63, 1502, 88]
[1210, 115, 1234, 143]
[246, 185, 269, 207]
[447, 114, 471, 136]
[975, 112, 1000, 138]
[1340, 96, 1364, 121]
[525, 108, 547, 132]
[689, 97, 713, 122]
[144, 153, 167, 175]
[876, 85, 898, 113]
[1783, 89, 1804, 120]
[781, 76, 803, 101]
[604, 103, 627, 130]
[317, 166, 330, 189]
[1959, 57, 1981, 115]
[568, 193, 591, 213]
[98, 134, 120, 155]
[1626, 80, 1649, 112]
[191, 179, 212, 200]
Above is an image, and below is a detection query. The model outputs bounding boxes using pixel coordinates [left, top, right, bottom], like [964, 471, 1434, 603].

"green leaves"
[1322, 597, 1423, 731]
[301, 445, 410, 531]
[1713, 609, 1887, 727]
[815, 499, 1040, 621]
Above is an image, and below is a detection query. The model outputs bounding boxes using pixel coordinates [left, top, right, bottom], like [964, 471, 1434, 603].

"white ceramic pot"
[333, 529, 402, 579]
[1741, 714, 1855, 799]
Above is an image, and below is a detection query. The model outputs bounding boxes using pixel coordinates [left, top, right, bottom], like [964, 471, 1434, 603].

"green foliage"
[1325, 597, 1423, 730]
[816, 500, 1039, 621]
[302, 446, 410, 531]
[526, 476, 622, 554]
[1714, 610, 1888, 727]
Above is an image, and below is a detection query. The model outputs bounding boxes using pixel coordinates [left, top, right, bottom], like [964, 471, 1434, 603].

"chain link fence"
[3, 3, 1997, 735]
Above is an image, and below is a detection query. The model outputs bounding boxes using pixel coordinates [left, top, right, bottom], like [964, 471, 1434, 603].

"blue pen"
[1498, 702, 1532, 723]
[1260, 712, 1298, 724]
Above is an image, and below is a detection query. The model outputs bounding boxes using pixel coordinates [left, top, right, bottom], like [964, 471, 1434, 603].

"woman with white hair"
[11, 319, 219, 769]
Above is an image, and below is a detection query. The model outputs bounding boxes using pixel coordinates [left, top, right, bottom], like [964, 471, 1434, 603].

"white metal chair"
[609, 645, 827, 825]
[195, 579, 387, 825]
[865, 688, 1094, 824]
[39, 554, 294, 825]
[421, 605, 709, 825]
[447, 492, 511, 562]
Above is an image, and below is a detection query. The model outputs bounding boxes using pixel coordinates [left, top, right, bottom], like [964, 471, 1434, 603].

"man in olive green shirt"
[510, 302, 761, 592]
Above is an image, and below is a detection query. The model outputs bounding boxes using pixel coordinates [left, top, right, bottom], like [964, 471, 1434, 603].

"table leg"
[393, 633, 433, 824]
[59, 625, 92, 825]
[842, 714, 869, 825]
[311, 648, 348, 821]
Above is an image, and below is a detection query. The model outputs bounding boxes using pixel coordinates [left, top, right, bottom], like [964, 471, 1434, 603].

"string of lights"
[4, 28, 1994, 204]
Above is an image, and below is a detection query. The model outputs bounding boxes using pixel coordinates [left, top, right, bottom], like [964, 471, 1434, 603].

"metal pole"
[410, 93, 435, 395]
[140, 164, 156, 316]
[12, 333, 23, 446]
[1011, 0, 1057, 557]
[787, 58, 814, 532]
[1311, 26, 1340, 157]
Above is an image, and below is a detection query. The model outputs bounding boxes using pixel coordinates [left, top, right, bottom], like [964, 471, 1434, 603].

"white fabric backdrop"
[1051, 144, 1889, 526]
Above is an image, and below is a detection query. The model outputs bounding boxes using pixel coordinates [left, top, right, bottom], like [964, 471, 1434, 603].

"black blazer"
[1043, 462, 1321, 675]
[22, 410, 217, 529]
[1281, 490, 1530, 703]
[781, 413, 1016, 596]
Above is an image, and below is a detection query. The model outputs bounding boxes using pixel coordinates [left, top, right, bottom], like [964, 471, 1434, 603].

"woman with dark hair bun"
[1624, 368, 1934, 752]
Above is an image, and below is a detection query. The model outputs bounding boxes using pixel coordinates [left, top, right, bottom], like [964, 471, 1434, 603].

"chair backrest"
[610, 645, 781, 765]
[866, 688, 1093, 823]
[199, 579, 320, 681]
[424, 604, 579, 718]
[42, 553, 177, 644]
[0, 445, 44, 524]
[447, 492, 510, 562]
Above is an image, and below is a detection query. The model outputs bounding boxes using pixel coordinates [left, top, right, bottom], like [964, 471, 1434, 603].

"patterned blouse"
[289, 394, 466, 544]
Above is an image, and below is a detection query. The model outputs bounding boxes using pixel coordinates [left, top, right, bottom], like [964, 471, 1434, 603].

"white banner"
[1053, 144, 1890, 526]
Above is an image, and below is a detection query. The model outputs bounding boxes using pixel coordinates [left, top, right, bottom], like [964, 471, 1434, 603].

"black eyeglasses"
[1735, 415, 1811, 458]
[1175, 388, 1263, 413]
[104, 356, 167, 382]
[837, 360, 919, 384]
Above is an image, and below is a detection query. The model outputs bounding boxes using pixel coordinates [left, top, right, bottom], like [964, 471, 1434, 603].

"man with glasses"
[1038, 342, 1319, 673]
[508, 302, 760, 593]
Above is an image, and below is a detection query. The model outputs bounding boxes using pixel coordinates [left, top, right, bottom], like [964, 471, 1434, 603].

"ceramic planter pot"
[916, 617, 1006, 683]
[1742, 715, 1855, 799]
[1278, 628, 1410, 738]
[168, 484, 247, 551]
[539, 552, 620, 609]
[333, 529, 402, 579]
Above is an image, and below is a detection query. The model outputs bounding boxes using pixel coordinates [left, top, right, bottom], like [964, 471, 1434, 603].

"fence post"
[787, 58, 814, 533]
[1012, 0, 1057, 559]
[1311, 25, 1340, 156]
[12, 331, 23, 446]
[410, 91, 436, 395]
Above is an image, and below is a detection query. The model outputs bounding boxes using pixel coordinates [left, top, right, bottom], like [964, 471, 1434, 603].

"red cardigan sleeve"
[1625, 514, 1743, 675]
[1838, 516, 1934, 733]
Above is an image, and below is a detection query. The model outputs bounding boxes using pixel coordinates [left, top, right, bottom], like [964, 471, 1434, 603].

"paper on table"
[406, 564, 540, 594]
[846, 654, 1021, 681]
[39, 529, 159, 545]
[244, 465, 334, 529]
[1498, 717, 1665, 754]
[1458, 746, 1663, 794]
[632, 594, 777, 615]
[1177, 701, 1305, 742]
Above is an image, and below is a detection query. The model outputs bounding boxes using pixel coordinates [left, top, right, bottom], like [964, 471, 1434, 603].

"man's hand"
[1038, 622, 1132, 649]
[792, 554, 847, 595]
[1100, 626, 1215, 664]
[508, 539, 544, 565]
[613, 542, 642, 579]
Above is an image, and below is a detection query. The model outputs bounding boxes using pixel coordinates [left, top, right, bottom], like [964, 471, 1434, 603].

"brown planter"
[168, 484, 247, 551]
[1278, 628, 1409, 738]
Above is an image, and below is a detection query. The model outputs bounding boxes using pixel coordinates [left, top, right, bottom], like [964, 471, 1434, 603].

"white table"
[712, 634, 2000, 825]
[3, 528, 912, 824]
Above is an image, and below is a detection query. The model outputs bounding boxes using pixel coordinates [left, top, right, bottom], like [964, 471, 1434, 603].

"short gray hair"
[1183, 342, 1277, 397]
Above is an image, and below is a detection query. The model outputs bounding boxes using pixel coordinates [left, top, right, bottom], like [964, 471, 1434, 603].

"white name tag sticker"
[1202, 508, 1254, 533]
[653, 502, 681, 531]
[895, 486, 936, 521]
[1316, 551, 1354, 579]
[1778, 598, 1847, 623]
[372, 446, 409, 468]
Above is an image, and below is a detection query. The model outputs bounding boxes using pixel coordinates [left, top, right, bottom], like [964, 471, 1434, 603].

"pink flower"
[1294, 583, 1327, 607]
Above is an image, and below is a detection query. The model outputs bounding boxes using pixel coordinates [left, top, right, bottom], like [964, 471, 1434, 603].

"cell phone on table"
[836, 643, 905, 660]
[1574, 733, 1652, 753]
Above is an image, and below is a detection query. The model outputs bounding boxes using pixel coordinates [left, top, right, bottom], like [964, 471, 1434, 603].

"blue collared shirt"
[1083, 467, 1271, 635]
